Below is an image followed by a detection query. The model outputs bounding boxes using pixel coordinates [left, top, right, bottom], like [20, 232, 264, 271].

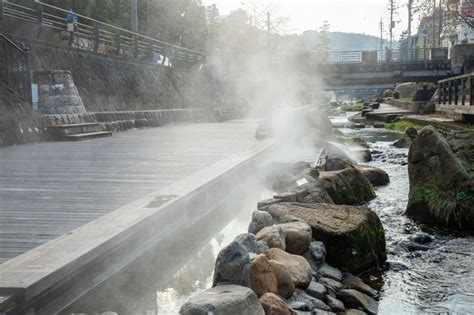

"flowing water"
[63, 114, 474, 314]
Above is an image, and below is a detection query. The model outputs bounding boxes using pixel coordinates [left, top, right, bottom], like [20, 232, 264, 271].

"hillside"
[299, 30, 396, 52]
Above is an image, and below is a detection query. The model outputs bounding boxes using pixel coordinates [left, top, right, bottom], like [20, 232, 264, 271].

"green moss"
[385, 120, 422, 131]
[341, 102, 364, 112]
[408, 183, 474, 228]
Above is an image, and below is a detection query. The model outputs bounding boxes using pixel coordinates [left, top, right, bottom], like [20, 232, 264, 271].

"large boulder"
[256, 226, 286, 250]
[270, 260, 296, 299]
[407, 126, 474, 229]
[446, 129, 474, 176]
[259, 293, 297, 315]
[355, 165, 390, 186]
[248, 210, 273, 234]
[250, 254, 279, 297]
[266, 203, 386, 273]
[319, 168, 376, 205]
[337, 289, 378, 315]
[266, 248, 313, 288]
[180, 285, 265, 315]
[279, 222, 312, 255]
[213, 241, 251, 288]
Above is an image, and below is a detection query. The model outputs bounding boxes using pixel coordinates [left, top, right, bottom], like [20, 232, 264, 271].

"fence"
[0, 33, 32, 104]
[0, 0, 205, 67]
[327, 47, 449, 65]
[438, 72, 474, 106]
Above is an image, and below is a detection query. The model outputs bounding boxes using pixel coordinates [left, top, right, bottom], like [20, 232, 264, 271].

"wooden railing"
[0, 0, 205, 67]
[438, 72, 474, 106]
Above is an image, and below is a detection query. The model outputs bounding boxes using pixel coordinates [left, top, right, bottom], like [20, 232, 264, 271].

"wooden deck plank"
[0, 121, 263, 264]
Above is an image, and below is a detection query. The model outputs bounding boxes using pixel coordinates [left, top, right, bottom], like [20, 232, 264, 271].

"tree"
[317, 21, 331, 61]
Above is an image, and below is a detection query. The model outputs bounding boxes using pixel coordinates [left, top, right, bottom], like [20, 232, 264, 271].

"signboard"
[460, 6, 474, 17]
[32, 83, 38, 110]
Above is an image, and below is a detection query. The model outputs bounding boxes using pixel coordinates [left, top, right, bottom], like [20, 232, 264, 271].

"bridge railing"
[0, 33, 33, 105]
[438, 72, 474, 106]
[326, 47, 448, 65]
[0, 0, 205, 67]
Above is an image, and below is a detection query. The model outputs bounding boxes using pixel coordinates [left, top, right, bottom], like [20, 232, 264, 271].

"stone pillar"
[34, 70, 87, 114]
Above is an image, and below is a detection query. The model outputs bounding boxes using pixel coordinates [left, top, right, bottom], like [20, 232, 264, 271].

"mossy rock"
[266, 202, 387, 274]
[407, 126, 474, 229]
[319, 168, 376, 205]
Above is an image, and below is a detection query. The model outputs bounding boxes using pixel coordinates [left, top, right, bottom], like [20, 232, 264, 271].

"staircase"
[47, 123, 112, 141]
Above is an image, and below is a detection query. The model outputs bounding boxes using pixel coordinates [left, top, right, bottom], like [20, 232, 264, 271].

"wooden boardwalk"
[0, 120, 264, 264]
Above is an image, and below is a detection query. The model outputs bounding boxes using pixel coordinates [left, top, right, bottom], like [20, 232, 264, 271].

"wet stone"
[318, 277, 343, 291]
[257, 198, 282, 210]
[318, 264, 342, 282]
[325, 295, 345, 312]
[248, 210, 273, 234]
[341, 273, 377, 298]
[288, 288, 331, 311]
[337, 289, 378, 315]
[305, 281, 327, 300]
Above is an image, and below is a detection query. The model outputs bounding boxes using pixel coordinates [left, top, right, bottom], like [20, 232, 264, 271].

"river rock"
[257, 198, 282, 210]
[309, 241, 327, 265]
[213, 241, 251, 287]
[270, 260, 295, 298]
[321, 157, 354, 171]
[266, 248, 312, 288]
[305, 281, 327, 300]
[180, 284, 265, 315]
[405, 127, 418, 140]
[279, 221, 312, 255]
[406, 126, 474, 229]
[266, 203, 387, 273]
[325, 295, 345, 312]
[355, 165, 390, 186]
[288, 288, 331, 311]
[409, 232, 433, 244]
[447, 129, 474, 175]
[234, 233, 269, 255]
[250, 254, 278, 297]
[319, 168, 376, 205]
[346, 309, 368, 315]
[256, 226, 286, 250]
[259, 293, 297, 315]
[318, 264, 342, 282]
[341, 273, 377, 298]
[249, 210, 273, 234]
[318, 277, 343, 291]
[337, 289, 378, 315]
[392, 136, 411, 148]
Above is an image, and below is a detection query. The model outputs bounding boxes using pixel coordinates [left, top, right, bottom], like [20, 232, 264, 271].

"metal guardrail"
[438, 72, 474, 106]
[0, 0, 205, 67]
[326, 48, 449, 65]
[0, 33, 33, 105]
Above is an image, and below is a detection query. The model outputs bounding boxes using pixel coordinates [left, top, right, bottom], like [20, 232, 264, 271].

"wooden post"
[24, 47, 33, 107]
[461, 78, 466, 105]
[454, 79, 459, 105]
[448, 81, 453, 105]
[469, 75, 474, 106]
[115, 31, 121, 55]
[93, 24, 100, 52]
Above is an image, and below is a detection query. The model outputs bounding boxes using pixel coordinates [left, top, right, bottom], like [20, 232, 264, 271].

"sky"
[202, 0, 413, 38]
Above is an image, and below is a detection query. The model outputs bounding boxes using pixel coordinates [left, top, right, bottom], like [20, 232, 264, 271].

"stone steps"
[61, 131, 113, 141]
[47, 123, 113, 141]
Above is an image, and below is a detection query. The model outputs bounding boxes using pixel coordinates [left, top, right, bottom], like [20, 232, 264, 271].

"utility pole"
[432, 0, 437, 48]
[379, 18, 384, 50]
[266, 11, 271, 48]
[389, 0, 395, 49]
[131, 0, 138, 34]
[407, 0, 413, 46]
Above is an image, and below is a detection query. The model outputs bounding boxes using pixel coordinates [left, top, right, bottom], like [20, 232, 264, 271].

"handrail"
[0, 33, 27, 54]
[34, 1, 204, 55]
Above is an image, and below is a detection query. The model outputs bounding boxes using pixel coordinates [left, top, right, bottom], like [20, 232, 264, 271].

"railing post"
[0, 0, 4, 22]
[36, 1, 43, 39]
[114, 31, 121, 55]
[443, 82, 447, 105]
[93, 24, 100, 52]
[461, 78, 466, 105]
[470, 76, 474, 106]
[448, 81, 453, 105]
[454, 79, 459, 105]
